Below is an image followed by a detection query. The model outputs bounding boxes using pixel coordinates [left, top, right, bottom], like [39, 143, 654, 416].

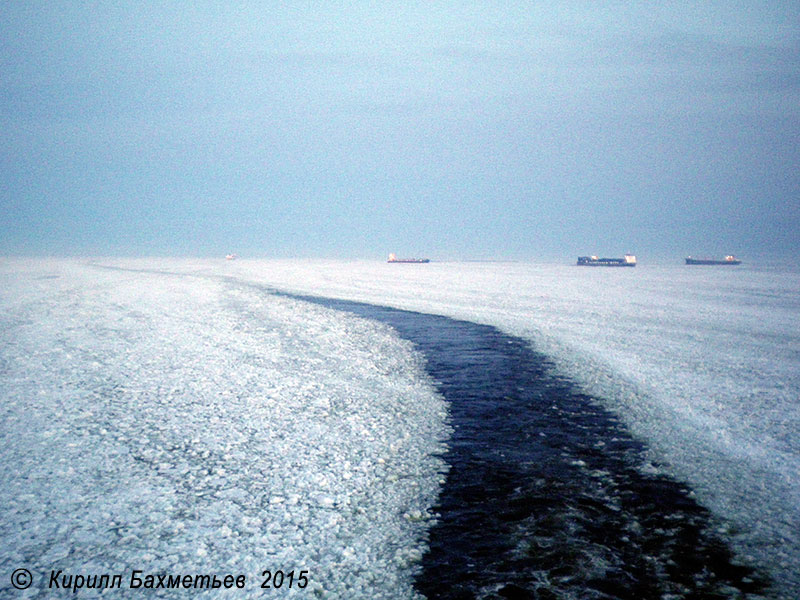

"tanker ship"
[685, 256, 741, 265]
[387, 253, 430, 264]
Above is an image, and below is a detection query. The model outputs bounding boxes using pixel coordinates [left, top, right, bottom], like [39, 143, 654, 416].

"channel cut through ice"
[194, 256, 800, 598]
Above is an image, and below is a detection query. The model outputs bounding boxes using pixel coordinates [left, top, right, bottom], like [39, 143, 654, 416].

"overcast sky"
[2, 2, 798, 260]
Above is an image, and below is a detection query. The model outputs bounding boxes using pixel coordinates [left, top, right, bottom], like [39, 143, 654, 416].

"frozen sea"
[1, 257, 798, 599]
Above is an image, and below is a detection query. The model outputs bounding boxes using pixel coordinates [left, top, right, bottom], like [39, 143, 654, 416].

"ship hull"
[388, 259, 430, 264]
[577, 256, 636, 267]
[685, 258, 741, 265]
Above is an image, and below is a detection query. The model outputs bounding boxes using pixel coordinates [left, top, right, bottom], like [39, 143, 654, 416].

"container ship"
[577, 254, 636, 267]
[685, 256, 741, 265]
[387, 253, 430, 264]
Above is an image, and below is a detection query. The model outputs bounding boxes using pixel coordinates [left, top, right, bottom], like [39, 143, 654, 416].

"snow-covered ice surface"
[126, 256, 799, 598]
[0, 259, 449, 598]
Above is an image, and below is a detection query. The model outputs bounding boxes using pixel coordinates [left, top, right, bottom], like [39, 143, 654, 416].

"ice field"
[1, 256, 799, 598]
[0, 260, 449, 598]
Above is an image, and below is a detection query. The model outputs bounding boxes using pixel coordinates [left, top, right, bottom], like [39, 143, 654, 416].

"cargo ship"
[388, 253, 430, 264]
[685, 256, 741, 265]
[577, 254, 636, 267]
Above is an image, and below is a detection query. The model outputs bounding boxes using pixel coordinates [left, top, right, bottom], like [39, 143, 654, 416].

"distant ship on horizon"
[685, 255, 741, 265]
[577, 254, 636, 267]
[387, 253, 430, 264]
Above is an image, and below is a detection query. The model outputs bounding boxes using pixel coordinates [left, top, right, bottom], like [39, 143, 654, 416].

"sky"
[1, 2, 798, 260]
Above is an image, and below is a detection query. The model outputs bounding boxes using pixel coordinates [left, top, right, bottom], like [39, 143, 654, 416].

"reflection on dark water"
[287, 294, 769, 599]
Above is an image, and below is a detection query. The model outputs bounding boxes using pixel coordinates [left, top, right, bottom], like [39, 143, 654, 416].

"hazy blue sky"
[2, 2, 798, 259]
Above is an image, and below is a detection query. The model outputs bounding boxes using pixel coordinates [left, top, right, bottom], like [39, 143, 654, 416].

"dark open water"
[288, 294, 770, 600]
